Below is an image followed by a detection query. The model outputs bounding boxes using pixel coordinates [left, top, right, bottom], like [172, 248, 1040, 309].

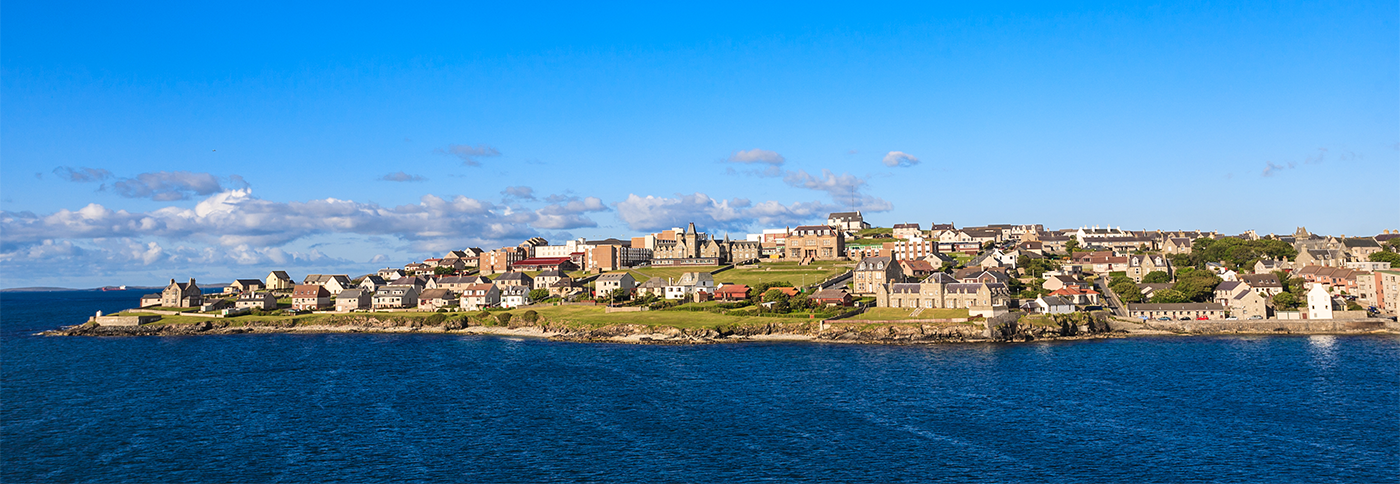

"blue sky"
[3, 1, 1397, 287]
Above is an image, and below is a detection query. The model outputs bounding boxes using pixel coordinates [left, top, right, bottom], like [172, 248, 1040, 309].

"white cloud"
[380, 171, 427, 182]
[615, 193, 841, 231]
[727, 149, 786, 165]
[781, 168, 893, 212]
[0, 188, 543, 254]
[434, 144, 501, 166]
[882, 151, 920, 167]
[532, 196, 609, 230]
[108, 171, 249, 201]
[502, 186, 536, 200]
[53, 166, 114, 182]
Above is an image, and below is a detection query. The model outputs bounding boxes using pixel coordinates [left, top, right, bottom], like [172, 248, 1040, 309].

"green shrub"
[496, 313, 513, 326]
[520, 310, 539, 323]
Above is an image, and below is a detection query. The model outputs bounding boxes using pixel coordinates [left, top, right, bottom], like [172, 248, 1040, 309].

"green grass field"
[843, 307, 971, 321]
[714, 266, 849, 288]
[496, 305, 810, 330]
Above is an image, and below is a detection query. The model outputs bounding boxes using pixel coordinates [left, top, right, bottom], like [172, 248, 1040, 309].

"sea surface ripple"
[3, 291, 1397, 482]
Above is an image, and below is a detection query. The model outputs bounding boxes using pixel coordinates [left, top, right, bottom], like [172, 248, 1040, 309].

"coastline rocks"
[44, 314, 1130, 345]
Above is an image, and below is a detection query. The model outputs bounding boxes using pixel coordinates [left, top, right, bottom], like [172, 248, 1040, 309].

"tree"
[1369, 251, 1400, 265]
[528, 289, 549, 301]
[1151, 289, 1189, 304]
[1171, 268, 1222, 302]
[433, 266, 454, 275]
[1065, 236, 1080, 257]
[1387, 239, 1400, 251]
[762, 289, 791, 313]
[1142, 271, 1171, 284]
[607, 288, 630, 304]
[1273, 292, 1300, 310]
[1112, 280, 1145, 303]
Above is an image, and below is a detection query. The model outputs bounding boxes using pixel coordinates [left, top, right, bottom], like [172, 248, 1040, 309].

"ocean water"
[2, 290, 1398, 483]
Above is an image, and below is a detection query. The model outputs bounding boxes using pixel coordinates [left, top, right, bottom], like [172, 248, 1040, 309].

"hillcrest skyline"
[3, 2, 1396, 288]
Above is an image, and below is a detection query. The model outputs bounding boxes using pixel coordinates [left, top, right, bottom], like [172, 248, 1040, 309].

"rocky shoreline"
[40, 315, 1398, 345]
[40, 316, 1122, 345]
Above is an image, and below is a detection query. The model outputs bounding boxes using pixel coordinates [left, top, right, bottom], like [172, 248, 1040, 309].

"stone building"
[853, 256, 903, 295]
[651, 222, 761, 265]
[161, 278, 203, 307]
[786, 225, 845, 261]
[873, 280, 1010, 317]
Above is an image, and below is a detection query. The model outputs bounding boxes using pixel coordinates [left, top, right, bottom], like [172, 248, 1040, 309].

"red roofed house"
[714, 284, 751, 301]
[1049, 286, 1100, 305]
[811, 288, 853, 306]
[291, 284, 331, 310]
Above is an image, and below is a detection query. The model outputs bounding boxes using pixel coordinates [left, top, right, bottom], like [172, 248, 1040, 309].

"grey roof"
[537, 269, 564, 278]
[1040, 296, 1071, 306]
[812, 288, 849, 299]
[1342, 238, 1380, 248]
[924, 273, 958, 284]
[496, 272, 532, 283]
[639, 277, 669, 288]
[946, 283, 988, 294]
[1240, 274, 1281, 286]
[675, 272, 714, 285]
[1137, 283, 1173, 292]
[890, 283, 923, 294]
[597, 273, 632, 282]
[338, 288, 365, 298]
[360, 275, 387, 285]
[269, 271, 291, 279]
[828, 212, 862, 220]
[858, 256, 893, 270]
[1215, 281, 1244, 293]
[1128, 303, 1225, 311]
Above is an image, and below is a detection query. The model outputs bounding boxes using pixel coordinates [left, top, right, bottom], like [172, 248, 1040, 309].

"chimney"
[170, 279, 176, 285]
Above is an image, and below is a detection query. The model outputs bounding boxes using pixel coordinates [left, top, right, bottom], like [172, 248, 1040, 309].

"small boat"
[100, 286, 128, 291]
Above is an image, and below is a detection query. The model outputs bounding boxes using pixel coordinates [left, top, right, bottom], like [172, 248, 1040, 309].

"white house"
[1307, 283, 1334, 320]
[500, 285, 532, 309]
[1036, 295, 1075, 314]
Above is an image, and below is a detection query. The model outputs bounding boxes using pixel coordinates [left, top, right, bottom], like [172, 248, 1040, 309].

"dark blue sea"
[2, 290, 1398, 483]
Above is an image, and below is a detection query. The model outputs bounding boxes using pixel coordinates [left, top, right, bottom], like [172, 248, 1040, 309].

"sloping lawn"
[522, 305, 808, 330]
[844, 308, 971, 321]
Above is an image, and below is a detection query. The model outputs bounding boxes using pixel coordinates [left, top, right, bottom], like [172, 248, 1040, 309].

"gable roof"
[419, 288, 452, 300]
[812, 288, 850, 300]
[1215, 281, 1244, 293]
[338, 288, 366, 298]
[715, 284, 750, 294]
[924, 273, 958, 284]
[496, 272, 532, 282]
[596, 273, 633, 282]
[1240, 274, 1281, 286]
[269, 271, 292, 280]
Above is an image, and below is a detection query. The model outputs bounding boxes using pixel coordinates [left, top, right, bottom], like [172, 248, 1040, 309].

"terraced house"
[873, 280, 1011, 317]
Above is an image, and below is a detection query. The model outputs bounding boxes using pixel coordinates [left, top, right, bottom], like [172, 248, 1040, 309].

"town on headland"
[58, 213, 1400, 343]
